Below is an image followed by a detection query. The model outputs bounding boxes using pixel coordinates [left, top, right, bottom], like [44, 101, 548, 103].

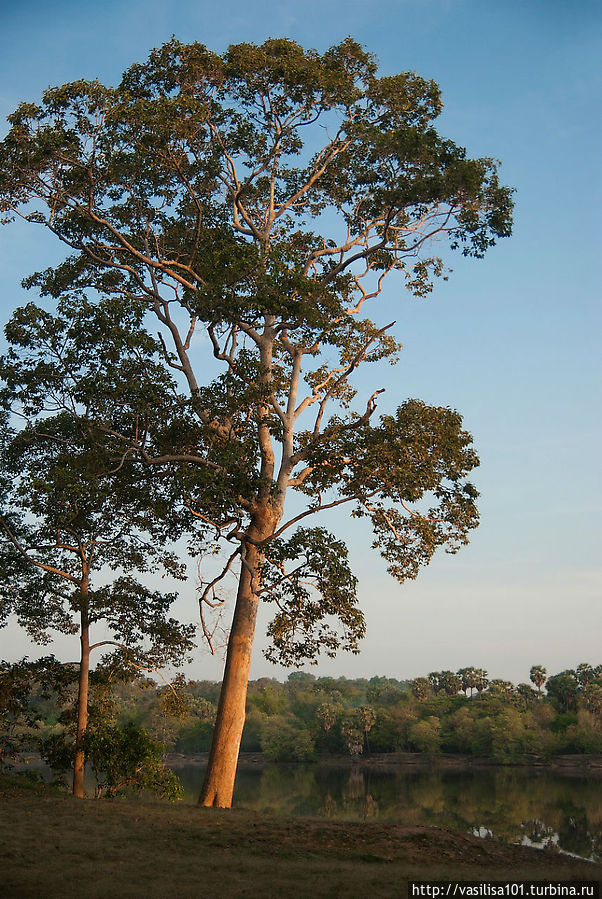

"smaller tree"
[581, 684, 602, 719]
[316, 701, 340, 734]
[340, 712, 365, 757]
[357, 705, 376, 753]
[427, 672, 443, 695]
[489, 707, 528, 762]
[38, 658, 183, 800]
[473, 669, 489, 695]
[546, 671, 578, 714]
[0, 331, 195, 796]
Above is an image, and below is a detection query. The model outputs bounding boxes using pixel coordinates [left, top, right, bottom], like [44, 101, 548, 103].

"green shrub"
[261, 716, 315, 762]
[408, 717, 441, 755]
[174, 719, 214, 753]
[86, 722, 183, 800]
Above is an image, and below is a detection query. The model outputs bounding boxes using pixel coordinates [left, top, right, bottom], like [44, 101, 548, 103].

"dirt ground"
[1, 774, 600, 898]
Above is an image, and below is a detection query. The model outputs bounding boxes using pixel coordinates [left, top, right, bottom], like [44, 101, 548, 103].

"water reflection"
[175, 763, 601, 862]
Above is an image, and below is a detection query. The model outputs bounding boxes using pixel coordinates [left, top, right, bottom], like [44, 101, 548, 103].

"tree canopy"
[0, 37, 513, 806]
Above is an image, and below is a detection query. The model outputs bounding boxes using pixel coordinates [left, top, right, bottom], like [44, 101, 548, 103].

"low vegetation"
[2, 661, 601, 785]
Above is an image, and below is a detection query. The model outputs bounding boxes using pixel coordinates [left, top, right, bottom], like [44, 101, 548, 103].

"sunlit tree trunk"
[73, 589, 90, 799]
[199, 509, 278, 808]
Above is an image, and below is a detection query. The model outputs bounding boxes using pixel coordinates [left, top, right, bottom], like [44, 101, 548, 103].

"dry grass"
[1, 774, 600, 898]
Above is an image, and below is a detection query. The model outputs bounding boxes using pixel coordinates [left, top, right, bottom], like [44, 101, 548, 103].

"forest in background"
[2, 660, 601, 796]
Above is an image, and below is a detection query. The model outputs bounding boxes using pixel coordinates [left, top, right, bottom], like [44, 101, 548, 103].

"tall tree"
[529, 665, 547, 695]
[457, 666, 488, 697]
[0, 38, 513, 806]
[0, 307, 195, 797]
[411, 677, 431, 701]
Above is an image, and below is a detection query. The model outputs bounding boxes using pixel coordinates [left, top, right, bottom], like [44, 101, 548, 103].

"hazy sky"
[1, 0, 600, 685]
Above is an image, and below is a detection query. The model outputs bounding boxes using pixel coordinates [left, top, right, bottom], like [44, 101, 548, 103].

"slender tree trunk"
[199, 509, 277, 808]
[73, 600, 90, 799]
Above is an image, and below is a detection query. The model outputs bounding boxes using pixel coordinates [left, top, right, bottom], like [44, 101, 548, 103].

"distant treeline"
[3, 661, 600, 773]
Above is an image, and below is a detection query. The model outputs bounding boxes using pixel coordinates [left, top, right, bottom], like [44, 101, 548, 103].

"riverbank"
[167, 750, 602, 775]
[1, 774, 600, 897]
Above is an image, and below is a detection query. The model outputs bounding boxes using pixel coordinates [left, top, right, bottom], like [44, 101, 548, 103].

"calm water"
[175, 763, 602, 862]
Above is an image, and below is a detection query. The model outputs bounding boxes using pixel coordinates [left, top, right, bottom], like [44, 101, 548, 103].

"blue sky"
[0, 0, 600, 684]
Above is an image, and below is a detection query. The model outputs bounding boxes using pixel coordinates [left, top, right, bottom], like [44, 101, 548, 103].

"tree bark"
[199, 509, 277, 808]
[73, 600, 90, 799]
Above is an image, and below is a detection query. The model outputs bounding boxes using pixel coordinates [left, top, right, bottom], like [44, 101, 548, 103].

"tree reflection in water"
[175, 764, 601, 861]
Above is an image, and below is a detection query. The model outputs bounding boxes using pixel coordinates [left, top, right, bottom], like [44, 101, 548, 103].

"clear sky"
[0, 0, 600, 686]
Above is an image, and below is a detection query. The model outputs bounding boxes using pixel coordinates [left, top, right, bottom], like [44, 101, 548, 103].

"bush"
[369, 711, 402, 753]
[241, 708, 265, 751]
[174, 719, 214, 753]
[86, 723, 183, 799]
[261, 716, 315, 762]
[408, 717, 441, 755]
[490, 708, 529, 762]
[565, 711, 602, 754]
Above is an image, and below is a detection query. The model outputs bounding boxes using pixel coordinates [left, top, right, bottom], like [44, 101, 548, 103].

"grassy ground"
[1, 774, 600, 898]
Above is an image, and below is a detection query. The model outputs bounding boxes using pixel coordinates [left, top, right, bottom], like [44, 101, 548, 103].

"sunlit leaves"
[261, 527, 364, 666]
[294, 399, 479, 582]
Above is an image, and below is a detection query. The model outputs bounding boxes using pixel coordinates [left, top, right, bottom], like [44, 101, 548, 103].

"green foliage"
[546, 672, 579, 713]
[408, 717, 441, 755]
[367, 677, 410, 706]
[249, 684, 289, 717]
[369, 710, 403, 753]
[457, 667, 489, 696]
[262, 528, 364, 665]
[0, 294, 197, 795]
[316, 702, 341, 733]
[260, 715, 315, 762]
[240, 709, 265, 752]
[340, 712, 365, 756]
[0, 309, 196, 666]
[411, 678, 432, 701]
[489, 708, 530, 762]
[174, 719, 214, 753]
[36, 669, 184, 800]
[428, 671, 463, 696]
[6, 661, 602, 769]
[564, 711, 602, 754]
[0, 656, 67, 769]
[85, 722, 183, 800]
[530, 665, 547, 693]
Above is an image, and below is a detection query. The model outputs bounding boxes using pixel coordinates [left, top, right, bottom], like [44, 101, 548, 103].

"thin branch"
[88, 640, 185, 699]
[270, 493, 372, 540]
[0, 516, 80, 585]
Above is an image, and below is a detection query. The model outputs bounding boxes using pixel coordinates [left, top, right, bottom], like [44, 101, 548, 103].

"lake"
[173, 761, 602, 862]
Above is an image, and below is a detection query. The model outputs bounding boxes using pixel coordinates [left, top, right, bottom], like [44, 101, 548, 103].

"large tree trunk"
[199, 510, 277, 808]
[73, 603, 90, 799]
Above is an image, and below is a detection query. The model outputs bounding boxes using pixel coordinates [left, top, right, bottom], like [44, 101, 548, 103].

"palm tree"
[529, 665, 547, 695]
